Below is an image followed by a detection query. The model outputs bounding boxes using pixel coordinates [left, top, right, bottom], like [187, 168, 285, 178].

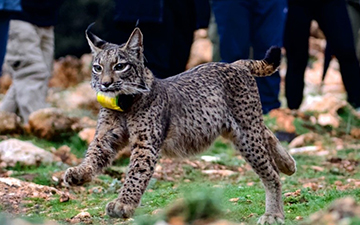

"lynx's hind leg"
[229, 123, 284, 224]
[264, 127, 296, 176]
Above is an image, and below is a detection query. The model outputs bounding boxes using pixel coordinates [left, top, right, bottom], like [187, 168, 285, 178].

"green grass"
[9, 163, 65, 186]
[6, 142, 359, 225]
[17, 133, 88, 158]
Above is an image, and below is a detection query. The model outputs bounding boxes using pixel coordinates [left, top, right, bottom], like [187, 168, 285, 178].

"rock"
[351, 128, 360, 139]
[186, 29, 212, 70]
[0, 216, 58, 225]
[322, 60, 346, 95]
[208, 220, 243, 225]
[0, 139, 54, 167]
[302, 50, 346, 99]
[27, 108, 78, 140]
[0, 72, 12, 94]
[78, 128, 96, 144]
[0, 111, 22, 135]
[47, 82, 99, 114]
[310, 21, 326, 39]
[299, 94, 348, 128]
[202, 169, 237, 177]
[69, 212, 92, 224]
[268, 108, 296, 133]
[80, 53, 92, 77]
[300, 93, 348, 115]
[53, 145, 81, 166]
[51, 171, 64, 185]
[289, 146, 322, 155]
[288, 133, 321, 148]
[59, 193, 70, 203]
[71, 116, 97, 132]
[317, 113, 340, 128]
[49, 55, 91, 89]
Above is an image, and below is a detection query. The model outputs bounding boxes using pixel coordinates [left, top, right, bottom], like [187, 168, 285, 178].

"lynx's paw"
[63, 166, 93, 186]
[257, 213, 284, 225]
[106, 200, 136, 218]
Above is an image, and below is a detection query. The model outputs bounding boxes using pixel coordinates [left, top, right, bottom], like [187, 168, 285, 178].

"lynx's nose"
[101, 76, 113, 89]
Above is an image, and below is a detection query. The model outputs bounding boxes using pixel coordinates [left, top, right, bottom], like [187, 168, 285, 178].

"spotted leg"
[64, 108, 129, 186]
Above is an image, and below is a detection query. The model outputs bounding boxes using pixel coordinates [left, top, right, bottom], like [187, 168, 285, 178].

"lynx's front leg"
[105, 143, 159, 218]
[64, 108, 129, 186]
[106, 111, 164, 218]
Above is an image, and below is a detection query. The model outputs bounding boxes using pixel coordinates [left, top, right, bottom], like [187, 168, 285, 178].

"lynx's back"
[158, 48, 281, 157]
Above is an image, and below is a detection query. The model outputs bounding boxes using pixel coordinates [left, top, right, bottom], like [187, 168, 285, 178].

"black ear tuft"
[85, 22, 107, 54]
[125, 28, 144, 60]
[264, 46, 281, 68]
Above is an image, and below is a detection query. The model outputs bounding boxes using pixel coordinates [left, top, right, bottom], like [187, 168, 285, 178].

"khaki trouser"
[0, 20, 53, 123]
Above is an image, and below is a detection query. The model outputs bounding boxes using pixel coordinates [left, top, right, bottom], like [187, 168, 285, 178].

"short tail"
[230, 46, 281, 77]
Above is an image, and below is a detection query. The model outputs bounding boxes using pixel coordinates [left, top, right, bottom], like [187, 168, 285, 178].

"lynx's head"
[86, 25, 152, 97]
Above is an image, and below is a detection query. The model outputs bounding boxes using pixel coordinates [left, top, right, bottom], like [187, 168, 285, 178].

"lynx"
[64, 26, 296, 224]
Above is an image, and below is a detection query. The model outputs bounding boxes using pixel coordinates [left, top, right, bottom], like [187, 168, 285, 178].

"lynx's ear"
[125, 28, 143, 60]
[85, 23, 106, 55]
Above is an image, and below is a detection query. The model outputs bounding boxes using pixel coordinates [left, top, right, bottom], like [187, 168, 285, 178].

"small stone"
[70, 212, 92, 224]
[60, 193, 70, 202]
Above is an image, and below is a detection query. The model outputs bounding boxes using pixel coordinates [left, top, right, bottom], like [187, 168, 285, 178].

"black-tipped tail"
[230, 46, 281, 77]
[264, 46, 281, 68]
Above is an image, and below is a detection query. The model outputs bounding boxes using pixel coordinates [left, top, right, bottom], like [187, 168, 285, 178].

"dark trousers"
[284, 0, 360, 109]
[211, 0, 287, 114]
[108, 0, 196, 79]
[0, 14, 10, 75]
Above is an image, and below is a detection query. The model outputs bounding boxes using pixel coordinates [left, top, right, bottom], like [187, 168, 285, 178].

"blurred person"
[0, 0, 65, 123]
[347, 0, 360, 60]
[211, 0, 287, 114]
[284, 0, 360, 111]
[0, 0, 21, 75]
[106, 0, 211, 79]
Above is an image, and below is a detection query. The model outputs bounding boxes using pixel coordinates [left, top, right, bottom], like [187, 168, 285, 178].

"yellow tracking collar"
[96, 92, 124, 112]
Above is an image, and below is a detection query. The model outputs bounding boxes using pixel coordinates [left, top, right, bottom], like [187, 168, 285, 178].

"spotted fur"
[64, 27, 296, 224]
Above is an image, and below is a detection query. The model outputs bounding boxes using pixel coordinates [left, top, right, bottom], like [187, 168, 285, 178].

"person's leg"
[346, 1, 360, 60]
[212, 0, 252, 62]
[4, 20, 51, 123]
[283, 0, 313, 109]
[0, 14, 10, 74]
[0, 85, 17, 113]
[111, 1, 194, 78]
[252, 0, 287, 113]
[208, 11, 221, 62]
[316, 0, 360, 108]
[168, 0, 197, 76]
[39, 26, 54, 72]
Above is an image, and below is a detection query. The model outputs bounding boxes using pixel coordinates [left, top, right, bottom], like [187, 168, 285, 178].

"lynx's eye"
[114, 63, 129, 71]
[92, 64, 102, 73]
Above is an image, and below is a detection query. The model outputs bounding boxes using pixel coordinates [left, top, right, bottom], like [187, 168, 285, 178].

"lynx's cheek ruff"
[97, 92, 124, 112]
